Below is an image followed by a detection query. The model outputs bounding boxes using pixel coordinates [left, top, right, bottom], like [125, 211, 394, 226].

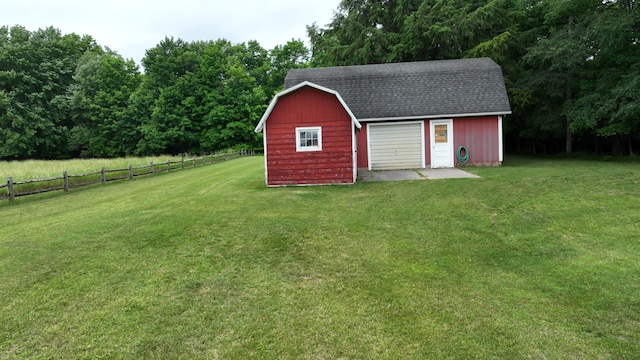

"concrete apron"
[358, 168, 480, 182]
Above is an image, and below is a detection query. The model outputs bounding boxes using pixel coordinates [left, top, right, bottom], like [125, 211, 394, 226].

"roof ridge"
[287, 57, 497, 72]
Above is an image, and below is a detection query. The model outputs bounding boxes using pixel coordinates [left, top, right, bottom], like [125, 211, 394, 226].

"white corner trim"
[366, 123, 372, 171]
[262, 124, 268, 186]
[254, 81, 361, 133]
[498, 115, 504, 162]
[352, 122, 358, 182]
[420, 121, 426, 169]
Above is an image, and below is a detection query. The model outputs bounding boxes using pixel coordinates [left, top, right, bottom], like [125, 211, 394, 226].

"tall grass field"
[0, 156, 184, 182]
[1, 156, 639, 358]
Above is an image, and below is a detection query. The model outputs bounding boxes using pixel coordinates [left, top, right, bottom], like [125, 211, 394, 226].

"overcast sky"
[3, 0, 340, 66]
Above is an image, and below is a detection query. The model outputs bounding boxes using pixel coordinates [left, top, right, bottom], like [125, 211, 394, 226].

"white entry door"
[430, 119, 454, 168]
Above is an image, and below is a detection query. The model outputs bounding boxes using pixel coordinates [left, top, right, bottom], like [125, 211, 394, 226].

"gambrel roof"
[284, 57, 512, 121]
[254, 81, 361, 133]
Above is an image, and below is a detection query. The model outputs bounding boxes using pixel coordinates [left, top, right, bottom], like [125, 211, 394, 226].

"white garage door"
[368, 122, 424, 170]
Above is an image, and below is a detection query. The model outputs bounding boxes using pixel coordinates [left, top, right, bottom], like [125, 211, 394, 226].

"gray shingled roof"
[284, 58, 511, 121]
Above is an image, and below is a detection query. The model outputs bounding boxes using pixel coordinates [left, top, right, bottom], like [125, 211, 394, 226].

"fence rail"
[1, 150, 261, 202]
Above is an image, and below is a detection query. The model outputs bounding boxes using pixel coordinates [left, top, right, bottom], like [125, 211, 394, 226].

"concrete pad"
[358, 168, 480, 181]
[358, 168, 374, 182]
[417, 168, 481, 179]
[371, 170, 424, 181]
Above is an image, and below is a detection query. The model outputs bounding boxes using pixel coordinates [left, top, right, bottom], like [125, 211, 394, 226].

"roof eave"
[358, 111, 512, 123]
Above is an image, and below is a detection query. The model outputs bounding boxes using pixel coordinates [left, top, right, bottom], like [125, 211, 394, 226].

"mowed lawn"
[1, 156, 639, 359]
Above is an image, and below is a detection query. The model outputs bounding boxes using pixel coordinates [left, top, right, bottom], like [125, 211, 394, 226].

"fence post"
[63, 171, 69, 193]
[128, 164, 133, 179]
[150, 162, 154, 174]
[181, 155, 185, 169]
[101, 167, 106, 184]
[167, 160, 171, 172]
[7, 177, 14, 202]
[193, 156, 196, 167]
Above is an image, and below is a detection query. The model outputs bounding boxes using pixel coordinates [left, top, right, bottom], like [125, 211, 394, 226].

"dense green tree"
[68, 48, 142, 157]
[134, 37, 206, 155]
[520, 0, 599, 153]
[0, 24, 310, 159]
[135, 38, 268, 155]
[0, 25, 97, 159]
[517, 0, 640, 154]
[307, 0, 518, 65]
[267, 39, 310, 95]
[3, 1, 637, 159]
[200, 49, 267, 150]
[310, 0, 640, 155]
[569, 0, 640, 154]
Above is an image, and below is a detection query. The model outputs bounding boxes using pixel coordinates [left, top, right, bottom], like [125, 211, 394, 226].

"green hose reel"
[456, 145, 469, 165]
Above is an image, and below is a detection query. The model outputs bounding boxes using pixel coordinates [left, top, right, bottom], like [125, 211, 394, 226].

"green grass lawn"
[1, 156, 639, 359]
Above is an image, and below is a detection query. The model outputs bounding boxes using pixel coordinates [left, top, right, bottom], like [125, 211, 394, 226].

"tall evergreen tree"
[570, 0, 640, 154]
[307, 0, 518, 65]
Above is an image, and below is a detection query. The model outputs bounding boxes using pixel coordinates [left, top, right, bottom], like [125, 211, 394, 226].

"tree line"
[0, 26, 308, 159]
[308, 0, 639, 155]
[1, 0, 639, 160]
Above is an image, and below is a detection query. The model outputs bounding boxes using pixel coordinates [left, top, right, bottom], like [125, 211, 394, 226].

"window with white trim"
[296, 127, 322, 152]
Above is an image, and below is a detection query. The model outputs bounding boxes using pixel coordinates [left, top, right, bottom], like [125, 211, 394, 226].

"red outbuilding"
[254, 82, 361, 186]
[255, 58, 511, 186]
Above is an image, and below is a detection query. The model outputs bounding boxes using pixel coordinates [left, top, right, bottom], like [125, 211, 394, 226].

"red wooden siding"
[452, 116, 501, 166]
[356, 126, 368, 168]
[358, 116, 499, 169]
[264, 86, 354, 186]
[424, 121, 431, 167]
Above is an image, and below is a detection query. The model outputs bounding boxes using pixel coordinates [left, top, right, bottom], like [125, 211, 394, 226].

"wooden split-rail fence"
[0, 150, 261, 202]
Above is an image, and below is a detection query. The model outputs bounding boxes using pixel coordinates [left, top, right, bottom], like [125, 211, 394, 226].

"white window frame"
[296, 126, 322, 152]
